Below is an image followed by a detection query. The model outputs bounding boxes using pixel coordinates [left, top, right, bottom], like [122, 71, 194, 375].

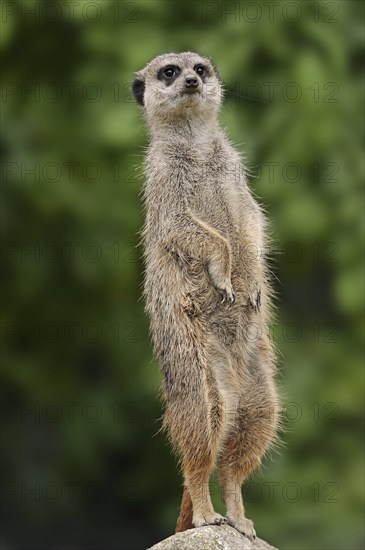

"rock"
[148, 524, 278, 550]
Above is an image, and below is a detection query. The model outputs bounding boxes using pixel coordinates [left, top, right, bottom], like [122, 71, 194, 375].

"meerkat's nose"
[185, 77, 199, 88]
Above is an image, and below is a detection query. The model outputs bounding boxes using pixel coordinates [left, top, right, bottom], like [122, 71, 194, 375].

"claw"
[221, 287, 235, 304]
[249, 288, 261, 312]
[213, 517, 227, 525]
[226, 515, 256, 539]
[195, 513, 227, 528]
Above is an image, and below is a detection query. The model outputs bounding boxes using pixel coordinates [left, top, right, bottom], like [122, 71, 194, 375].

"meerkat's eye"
[163, 67, 176, 79]
[158, 65, 181, 83]
[195, 64, 206, 77]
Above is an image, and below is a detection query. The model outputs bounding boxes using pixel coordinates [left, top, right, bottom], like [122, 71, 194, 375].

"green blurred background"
[1, 1, 363, 549]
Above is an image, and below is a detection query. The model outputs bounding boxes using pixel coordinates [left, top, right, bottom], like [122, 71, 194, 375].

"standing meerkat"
[132, 52, 280, 540]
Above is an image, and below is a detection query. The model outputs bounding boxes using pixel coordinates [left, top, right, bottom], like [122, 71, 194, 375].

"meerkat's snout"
[184, 76, 198, 88]
[183, 74, 199, 92]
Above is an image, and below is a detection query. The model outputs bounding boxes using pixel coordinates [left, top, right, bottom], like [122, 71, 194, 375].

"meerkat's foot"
[193, 512, 227, 528]
[226, 515, 256, 540]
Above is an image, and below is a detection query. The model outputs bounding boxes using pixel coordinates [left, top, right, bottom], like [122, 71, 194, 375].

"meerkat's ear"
[132, 76, 145, 106]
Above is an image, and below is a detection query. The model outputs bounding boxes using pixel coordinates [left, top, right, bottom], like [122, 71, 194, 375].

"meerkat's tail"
[175, 486, 193, 532]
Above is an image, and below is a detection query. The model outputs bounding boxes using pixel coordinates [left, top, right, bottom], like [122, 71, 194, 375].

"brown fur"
[132, 52, 280, 539]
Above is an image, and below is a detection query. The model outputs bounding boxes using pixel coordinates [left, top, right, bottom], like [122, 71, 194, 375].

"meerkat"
[132, 52, 280, 540]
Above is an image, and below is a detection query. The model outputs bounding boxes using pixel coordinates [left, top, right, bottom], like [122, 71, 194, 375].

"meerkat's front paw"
[226, 515, 256, 540]
[220, 285, 236, 304]
[248, 284, 261, 312]
[193, 512, 227, 528]
[207, 261, 235, 304]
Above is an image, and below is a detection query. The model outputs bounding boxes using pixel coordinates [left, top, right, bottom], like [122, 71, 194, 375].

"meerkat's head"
[132, 52, 223, 132]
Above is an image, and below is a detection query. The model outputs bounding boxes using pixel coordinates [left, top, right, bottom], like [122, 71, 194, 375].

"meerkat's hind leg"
[176, 483, 226, 532]
[166, 342, 227, 531]
[183, 439, 227, 528]
[220, 387, 278, 539]
[187, 469, 227, 528]
[220, 466, 256, 539]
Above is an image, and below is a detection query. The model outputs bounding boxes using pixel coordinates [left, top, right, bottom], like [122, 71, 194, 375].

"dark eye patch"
[157, 65, 181, 86]
[194, 64, 206, 76]
[194, 64, 210, 81]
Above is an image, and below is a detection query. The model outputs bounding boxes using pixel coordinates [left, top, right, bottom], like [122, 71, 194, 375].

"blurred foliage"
[1, 1, 363, 549]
